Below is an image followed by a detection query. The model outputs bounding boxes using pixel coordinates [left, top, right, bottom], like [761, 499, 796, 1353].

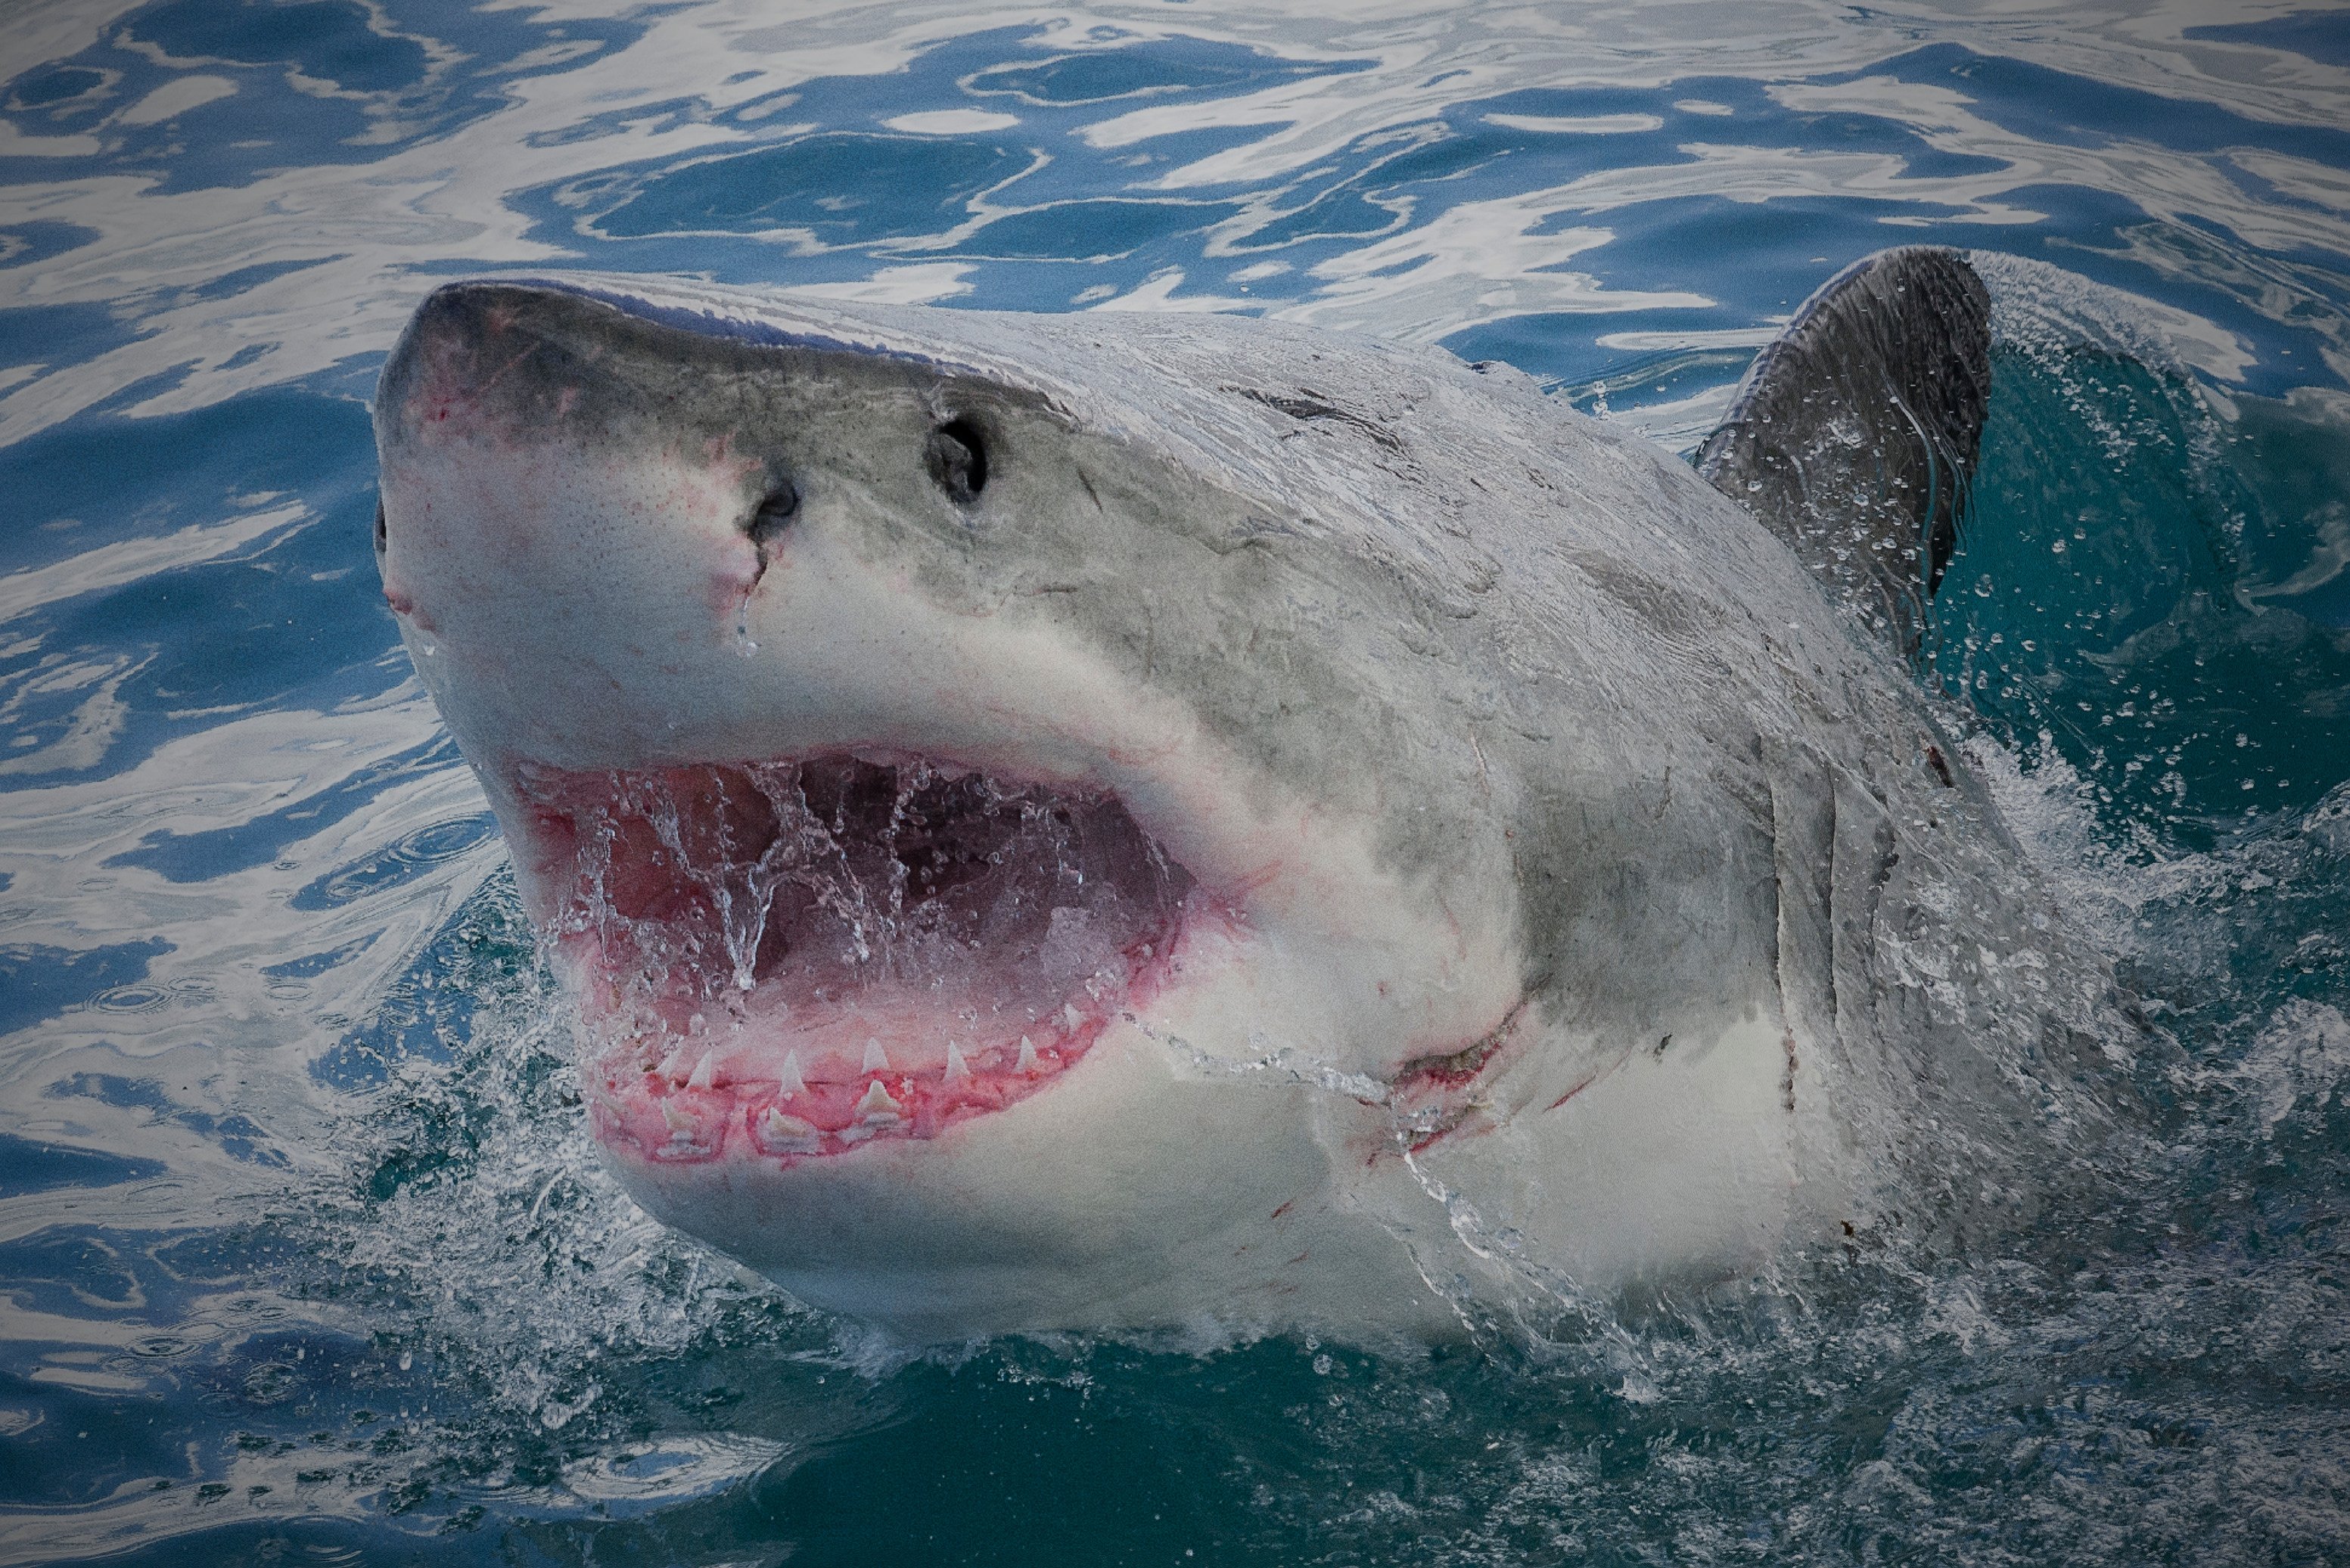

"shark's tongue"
[516, 756, 1194, 1160]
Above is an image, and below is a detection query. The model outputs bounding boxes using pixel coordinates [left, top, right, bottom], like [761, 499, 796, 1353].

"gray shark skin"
[1698, 247, 1993, 656]
[371, 266, 2121, 1343]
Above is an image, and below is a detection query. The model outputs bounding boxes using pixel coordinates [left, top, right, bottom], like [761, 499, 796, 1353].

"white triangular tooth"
[943, 1041, 971, 1085]
[686, 1051, 717, 1091]
[1062, 1004, 1081, 1030]
[1017, 1036, 1039, 1073]
[856, 1079, 903, 1122]
[660, 1099, 698, 1136]
[656, 1045, 690, 1083]
[776, 1049, 806, 1098]
[863, 1038, 890, 1073]
[760, 1107, 817, 1147]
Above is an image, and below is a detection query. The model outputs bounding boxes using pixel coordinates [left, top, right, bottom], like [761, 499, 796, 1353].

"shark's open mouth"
[514, 756, 1197, 1162]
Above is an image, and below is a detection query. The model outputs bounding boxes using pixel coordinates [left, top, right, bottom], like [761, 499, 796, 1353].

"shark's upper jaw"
[510, 750, 1198, 1162]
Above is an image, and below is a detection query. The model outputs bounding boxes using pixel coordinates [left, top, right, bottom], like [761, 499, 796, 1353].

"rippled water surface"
[6, 2, 2350, 1562]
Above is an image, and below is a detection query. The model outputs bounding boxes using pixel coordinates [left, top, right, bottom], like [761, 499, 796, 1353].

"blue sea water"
[5, 2, 2350, 1562]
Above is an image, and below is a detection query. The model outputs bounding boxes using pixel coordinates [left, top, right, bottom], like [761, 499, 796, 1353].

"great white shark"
[371, 249, 2124, 1342]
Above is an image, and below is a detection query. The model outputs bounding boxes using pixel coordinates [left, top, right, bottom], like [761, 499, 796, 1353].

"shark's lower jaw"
[511, 754, 1198, 1163]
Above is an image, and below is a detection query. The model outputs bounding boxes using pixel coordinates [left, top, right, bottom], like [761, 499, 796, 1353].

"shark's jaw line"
[508, 750, 1205, 1163]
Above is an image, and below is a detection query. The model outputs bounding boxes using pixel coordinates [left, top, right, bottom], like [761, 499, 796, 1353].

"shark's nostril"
[747, 480, 800, 548]
[372, 498, 387, 554]
[926, 418, 987, 505]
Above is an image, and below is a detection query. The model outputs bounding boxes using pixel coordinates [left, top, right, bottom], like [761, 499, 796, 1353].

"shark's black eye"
[925, 418, 988, 505]
[748, 479, 799, 548]
[372, 498, 387, 554]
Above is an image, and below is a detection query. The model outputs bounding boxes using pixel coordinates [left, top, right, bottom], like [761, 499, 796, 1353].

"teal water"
[5, 2, 2350, 1562]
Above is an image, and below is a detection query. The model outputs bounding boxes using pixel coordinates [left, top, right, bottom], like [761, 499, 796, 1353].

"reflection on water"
[4, 1, 2350, 1562]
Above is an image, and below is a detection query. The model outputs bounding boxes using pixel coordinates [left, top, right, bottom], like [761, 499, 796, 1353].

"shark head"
[374, 275, 1576, 1339]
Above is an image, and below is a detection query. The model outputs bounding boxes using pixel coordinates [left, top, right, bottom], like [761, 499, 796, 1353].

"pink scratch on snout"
[702, 433, 763, 486]
[405, 339, 550, 444]
[382, 585, 436, 633]
[589, 439, 770, 637]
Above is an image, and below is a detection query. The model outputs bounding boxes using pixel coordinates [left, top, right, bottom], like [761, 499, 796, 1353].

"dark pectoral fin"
[1696, 247, 1992, 657]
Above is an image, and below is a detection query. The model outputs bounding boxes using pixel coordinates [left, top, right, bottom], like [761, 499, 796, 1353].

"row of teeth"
[648, 999, 1081, 1089]
[652, 1030, 1055, 1094]
[648, 1021, 1071, 1154]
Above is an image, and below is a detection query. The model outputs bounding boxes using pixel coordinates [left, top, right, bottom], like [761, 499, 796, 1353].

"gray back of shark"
[373, 253, 2132, 1336]
[1697, 247, 1992, 657]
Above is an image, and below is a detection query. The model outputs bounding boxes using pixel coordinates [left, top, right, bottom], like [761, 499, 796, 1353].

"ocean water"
[5, 2, 2350, 1562]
